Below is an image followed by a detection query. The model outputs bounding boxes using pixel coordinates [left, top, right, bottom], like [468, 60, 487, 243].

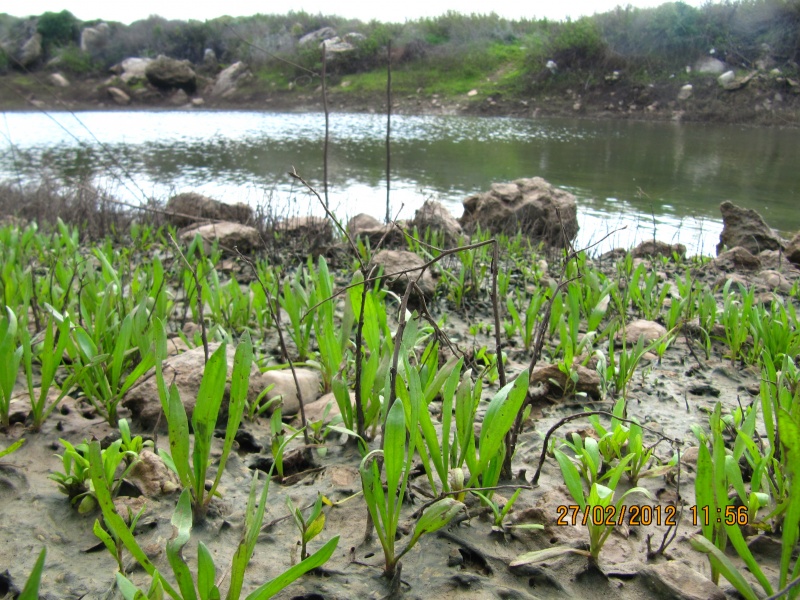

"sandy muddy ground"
[1, 244, 799, 599]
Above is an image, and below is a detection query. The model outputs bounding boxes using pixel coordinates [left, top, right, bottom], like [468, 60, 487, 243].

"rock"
[169, 89, 189, 106]
[166, 192, 252, 227]
[180, 221, 261, 254]
[724, 71, 757, 91]
[530, 363, 601, 399]
[622, 319, 667, 344]
[322, 37, 355, 53]
[717, 70, 735, 86]
[261, 369, 321, 416]
[19, 33, 42, 68]
[347, 214, 404, 247]
[631, 240, 686, 259]
[123, 344, 278, 430]
[677, 84, 693, 100]
[298, 27, 337, 47]
[165, 337, 191, 357]
[80, 23, 110, 56]
[301, 391, 348, 424]
[459, 177, 578, 247]
[787, 232, 800, 266]
[694, 57, 726, 74]
[107, 87, 131, 106]
[127, 450, 179, 497]
[411, 200, 465, 246]
[759, 269, 792, 293]
[202, 48, 217, 70]
[274, 216, 334, 253]
[717, 201, 785, 255]
[210, 61, 251, 98]
[467, 89, 478, 96]
[714, 246, 762, 271]
[640, 561, 725, 600]
[48, 73, 70, 87]
[145, 55, 197, 93]
[371, 250, 436, 298]
[114, 57, 153, 84]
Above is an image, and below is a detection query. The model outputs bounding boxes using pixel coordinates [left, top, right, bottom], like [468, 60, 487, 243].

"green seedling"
[20, 313, 73, 430]
[629, 263, 669, 320]
[720, 280, 754, 364]
[66, 311, 155, 426]
[17, 547, 47, 600]
[0, 438, 24, 460]
[691, 402, 781, 597]
[94, 501, 147, 575]
[89, 433, 338, 600]
[287, 493, 327, 560]
[513, 448, 650, 567]
[155, 321, 253, 518]
[0, 306, 23, 429]
[118, 418, 153, 462]
[361, 396, 465, 579]
[473, 488, 542, 536]
[50, 438, 137, 513]
[280, 267, 315, 362]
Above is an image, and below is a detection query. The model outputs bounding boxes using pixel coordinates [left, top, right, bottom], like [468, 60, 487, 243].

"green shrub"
[37, 10, 80, 51]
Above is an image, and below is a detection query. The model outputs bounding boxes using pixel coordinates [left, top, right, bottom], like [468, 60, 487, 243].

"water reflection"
[1, 110, 796, 255]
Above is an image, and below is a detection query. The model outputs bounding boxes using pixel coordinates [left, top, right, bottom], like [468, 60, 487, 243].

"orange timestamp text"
[556, 504, 678, 527]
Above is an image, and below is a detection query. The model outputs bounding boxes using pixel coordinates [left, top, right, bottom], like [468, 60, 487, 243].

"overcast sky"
[6, 0, 707, 25]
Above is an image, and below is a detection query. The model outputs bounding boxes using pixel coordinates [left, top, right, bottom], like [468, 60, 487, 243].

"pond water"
[2, 110, 798, 255]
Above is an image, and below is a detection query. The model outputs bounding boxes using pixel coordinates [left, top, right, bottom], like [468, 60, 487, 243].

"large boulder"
[18, 33, 42, 68]
[107, 87, 131, 106]
[694, 56, 726, 75]
[714, 246, 762, 272]
[274, 216, 334, 254]
[371, 249, 436, 298]
[716, 201, 785, 255]
[80, 23, 110, 56]
[210, 61, 251, 98]
[459, 177, 578, 247]
[113, 57, 153, 84]
[298, 27, 337, 47]
[631, 240, 686, 259]
[123, 344, 320, 430]
[180, 221, 261, 254]
[347, 214, 404, 247]
[787, 232, 800, 267]
[411, 200, 465, 247]
[145, 55, 197, 93]
[166, 192, 252, 227]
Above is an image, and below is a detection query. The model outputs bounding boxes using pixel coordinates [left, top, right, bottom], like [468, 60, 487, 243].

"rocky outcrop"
[180, 221, 261, 254]
[714, 246, 762, 271]
[694, 56, 726, 74]
[80, 23, 110, 56]
[347, 214, 404, 247]
[107, 87, 131, 106]
[112, 57, 153, 84]
[274, 216, 333, 254]
[530, 363, 601, 399]
[620, 320, 667, 344]
[166, 192, 252, 227]
[48, 73, 70, 88]
[18, 33, 42, 68]
[411, 200, 465, 246]
[716, 201, 785, 255]
[298, 27, 337, 47]
[787, 232, 800, 266]
[371, 249, 436, 298]
[460, 177, 578, 247]
[210, 62, 251, 98]
[145, 55, 197, 93]
[631, 240, 686, 259]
